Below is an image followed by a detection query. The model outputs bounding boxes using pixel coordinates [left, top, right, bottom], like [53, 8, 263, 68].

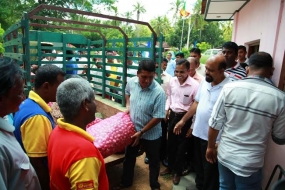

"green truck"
[3, 4, 165, 107]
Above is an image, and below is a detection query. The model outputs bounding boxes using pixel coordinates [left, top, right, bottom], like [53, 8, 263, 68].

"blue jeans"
[218, 162, 262, 190]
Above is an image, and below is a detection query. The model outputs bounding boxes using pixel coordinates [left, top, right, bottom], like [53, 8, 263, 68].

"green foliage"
[196, 42, 211, 53]
[0, 25, 4, 54]
[168, 18, 224, 49]
[134, 25, 152, 37]
[0, 0, 231, 54]
[220, 21, 233, 42]
[150, 16, 171, 36]
[181, 47, 190, 58]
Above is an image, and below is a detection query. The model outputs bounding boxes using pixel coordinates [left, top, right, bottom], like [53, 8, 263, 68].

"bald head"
[187, 57, 199, 77]
[207, 54, 227, 70]
[205, 54, 226, 84]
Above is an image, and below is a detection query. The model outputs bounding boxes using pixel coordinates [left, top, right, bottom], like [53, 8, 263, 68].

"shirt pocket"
[181, 94, 191, 105]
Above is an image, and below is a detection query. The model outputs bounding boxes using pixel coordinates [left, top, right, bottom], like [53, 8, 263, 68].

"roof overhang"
[201, 0, 250, 21]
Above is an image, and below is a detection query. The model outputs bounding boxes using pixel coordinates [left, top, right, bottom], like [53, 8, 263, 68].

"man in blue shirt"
[165, 52, 176, 77]
[116, 60, 166, 190]
[65, 50, 78, 75]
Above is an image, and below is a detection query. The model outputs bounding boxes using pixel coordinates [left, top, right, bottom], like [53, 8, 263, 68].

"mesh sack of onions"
[86, 112, 136, 158]
[48, 102, 63, 124]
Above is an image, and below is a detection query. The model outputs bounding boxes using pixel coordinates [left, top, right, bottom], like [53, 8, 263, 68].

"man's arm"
[29, 157, 50, 190]
[271, 107, 285, 145]
[131, 118, 162, 147]
[67, 157, 107, 190]
[205, 127, 220, 164]
[125, 94, 130, 114]
[173, 101, 198, 135]
[0, 151, 8, 190]
[21, 116, 52, 190]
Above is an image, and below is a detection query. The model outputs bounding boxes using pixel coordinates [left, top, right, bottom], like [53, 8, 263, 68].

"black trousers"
[167, 111, 192, 175]
[159, 120, 168, 161]
[121, 138, 161, 189]
[193, 136, 219, 190]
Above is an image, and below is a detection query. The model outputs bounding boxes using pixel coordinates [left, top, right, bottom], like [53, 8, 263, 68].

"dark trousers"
[159, 120, 168, 161]
[193, 136, 219, 190]
[122, 138, 161, 189]
[167, 111, 192, 175]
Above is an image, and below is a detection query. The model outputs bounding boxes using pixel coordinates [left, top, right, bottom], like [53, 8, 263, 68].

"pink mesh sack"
[86, 112, 136, 158]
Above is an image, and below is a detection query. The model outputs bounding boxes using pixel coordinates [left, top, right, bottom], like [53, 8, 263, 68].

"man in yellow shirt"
[13, 65, 65, 190]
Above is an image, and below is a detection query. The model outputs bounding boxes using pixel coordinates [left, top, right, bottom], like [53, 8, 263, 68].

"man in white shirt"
[206, 52, 285, 190]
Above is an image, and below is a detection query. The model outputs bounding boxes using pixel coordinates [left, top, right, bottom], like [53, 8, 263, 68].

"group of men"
[0, 60, 108, 189]
[115, 41, 285, 190]
[0, 40, 284, 190]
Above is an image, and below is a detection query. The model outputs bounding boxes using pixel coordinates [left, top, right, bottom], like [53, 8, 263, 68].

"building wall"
[232, 0, 285, 188]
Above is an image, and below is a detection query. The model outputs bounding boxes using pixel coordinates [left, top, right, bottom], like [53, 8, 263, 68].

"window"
[247, 40, 260, 58]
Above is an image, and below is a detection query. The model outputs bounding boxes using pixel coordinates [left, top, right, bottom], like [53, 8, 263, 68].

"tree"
[122, 11, 134, 26]
[196, 42, 211, 52]
[122, 11, 134, 20]
[220, 21, 233, 42]
[150, 16, 171, 36]
[169, 0, 184, 25]
[0, 0, 117, 30]
[167, 18, 223, 49]
[133, 25, 151, 37]
[133, 2, 146, 21]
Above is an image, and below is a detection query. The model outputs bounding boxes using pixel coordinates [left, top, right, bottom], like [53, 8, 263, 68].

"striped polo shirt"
[209, 76, 285, 177]
[126, 76, 166, 140]
[225, 62, 246, 80]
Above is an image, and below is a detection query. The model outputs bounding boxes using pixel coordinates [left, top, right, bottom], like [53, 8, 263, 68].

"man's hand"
[186, 128, 192, 138]
[131, 131, 142, 147]
[173, 120, 185, 135]
[125, 106, 130, 114]
[164, 110, 169, 122]
[206, 147, 217, 164]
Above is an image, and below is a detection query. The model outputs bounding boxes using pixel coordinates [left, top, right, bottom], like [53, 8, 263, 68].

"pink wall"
[232, 0, 285, 188]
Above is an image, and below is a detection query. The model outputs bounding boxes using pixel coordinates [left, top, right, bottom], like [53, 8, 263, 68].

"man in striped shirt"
[222, 41, 246, 80]
[206, 52, 285, 189]
[117, 60, 166, 190]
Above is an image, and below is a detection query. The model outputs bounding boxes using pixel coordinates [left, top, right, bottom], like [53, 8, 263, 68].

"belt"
[170, 109, 187, 116]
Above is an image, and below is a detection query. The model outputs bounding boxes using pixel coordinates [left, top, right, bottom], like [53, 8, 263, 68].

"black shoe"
[144, 157, 149, 164]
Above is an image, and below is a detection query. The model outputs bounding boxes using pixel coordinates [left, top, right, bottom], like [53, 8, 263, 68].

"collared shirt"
[48, 118, 108, 190]
[0, 117, 41, 190]
[166, 76, 199, 112]
[165, 59, 176, 77]
[126, 76, 166, 140]
[192, 74, 232, 141]
[192, 72, 204, 84]
[14, 91, 54, 157]
[225, 62, 246, 80]
[237, 58, 248, 64]
[196, 63, 206, 77]
[209, 76, 285, 177]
